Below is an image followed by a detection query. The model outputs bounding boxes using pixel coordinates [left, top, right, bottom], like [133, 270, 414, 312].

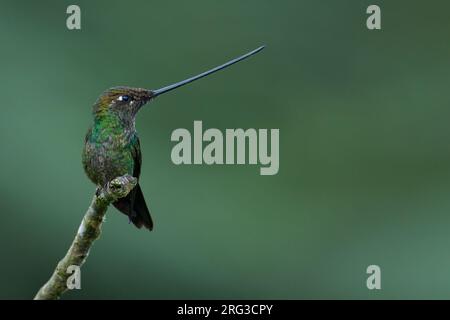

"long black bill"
[151, 45, 265, 98]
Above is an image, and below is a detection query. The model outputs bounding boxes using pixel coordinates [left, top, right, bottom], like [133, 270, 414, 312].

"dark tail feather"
[113, 184, 153, 231]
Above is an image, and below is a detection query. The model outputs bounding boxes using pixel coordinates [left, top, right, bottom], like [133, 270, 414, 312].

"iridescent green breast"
[82, 115, 140, 186]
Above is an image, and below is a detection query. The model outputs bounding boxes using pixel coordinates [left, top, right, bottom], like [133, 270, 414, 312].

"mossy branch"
[34, 174, 137, 300]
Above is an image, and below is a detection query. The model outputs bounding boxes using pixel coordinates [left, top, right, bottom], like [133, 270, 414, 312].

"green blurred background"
[1, 0, 450, 299]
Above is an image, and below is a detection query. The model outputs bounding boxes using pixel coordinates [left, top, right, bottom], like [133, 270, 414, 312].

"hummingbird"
[82, 46, 265, 230]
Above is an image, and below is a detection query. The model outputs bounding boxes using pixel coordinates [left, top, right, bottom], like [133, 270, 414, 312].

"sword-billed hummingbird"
[82, 46, 265, 230]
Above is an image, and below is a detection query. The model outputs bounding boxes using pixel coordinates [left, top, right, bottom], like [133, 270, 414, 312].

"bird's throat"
[91, 113, 136, 144]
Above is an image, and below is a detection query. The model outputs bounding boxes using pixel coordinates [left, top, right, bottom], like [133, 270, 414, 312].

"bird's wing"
[131, 134, 142, 179]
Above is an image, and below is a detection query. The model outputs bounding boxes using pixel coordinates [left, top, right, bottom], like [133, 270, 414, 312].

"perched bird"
[82, 46, 265, 230]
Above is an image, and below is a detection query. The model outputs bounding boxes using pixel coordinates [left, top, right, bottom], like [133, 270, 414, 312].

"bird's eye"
[118, 95, 130, 102]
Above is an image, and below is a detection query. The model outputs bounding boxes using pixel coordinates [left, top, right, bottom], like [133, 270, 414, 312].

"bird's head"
[93, 86, 153, 122]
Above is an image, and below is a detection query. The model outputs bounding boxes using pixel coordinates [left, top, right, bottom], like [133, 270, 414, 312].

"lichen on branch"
[34, 174, 137, 300]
